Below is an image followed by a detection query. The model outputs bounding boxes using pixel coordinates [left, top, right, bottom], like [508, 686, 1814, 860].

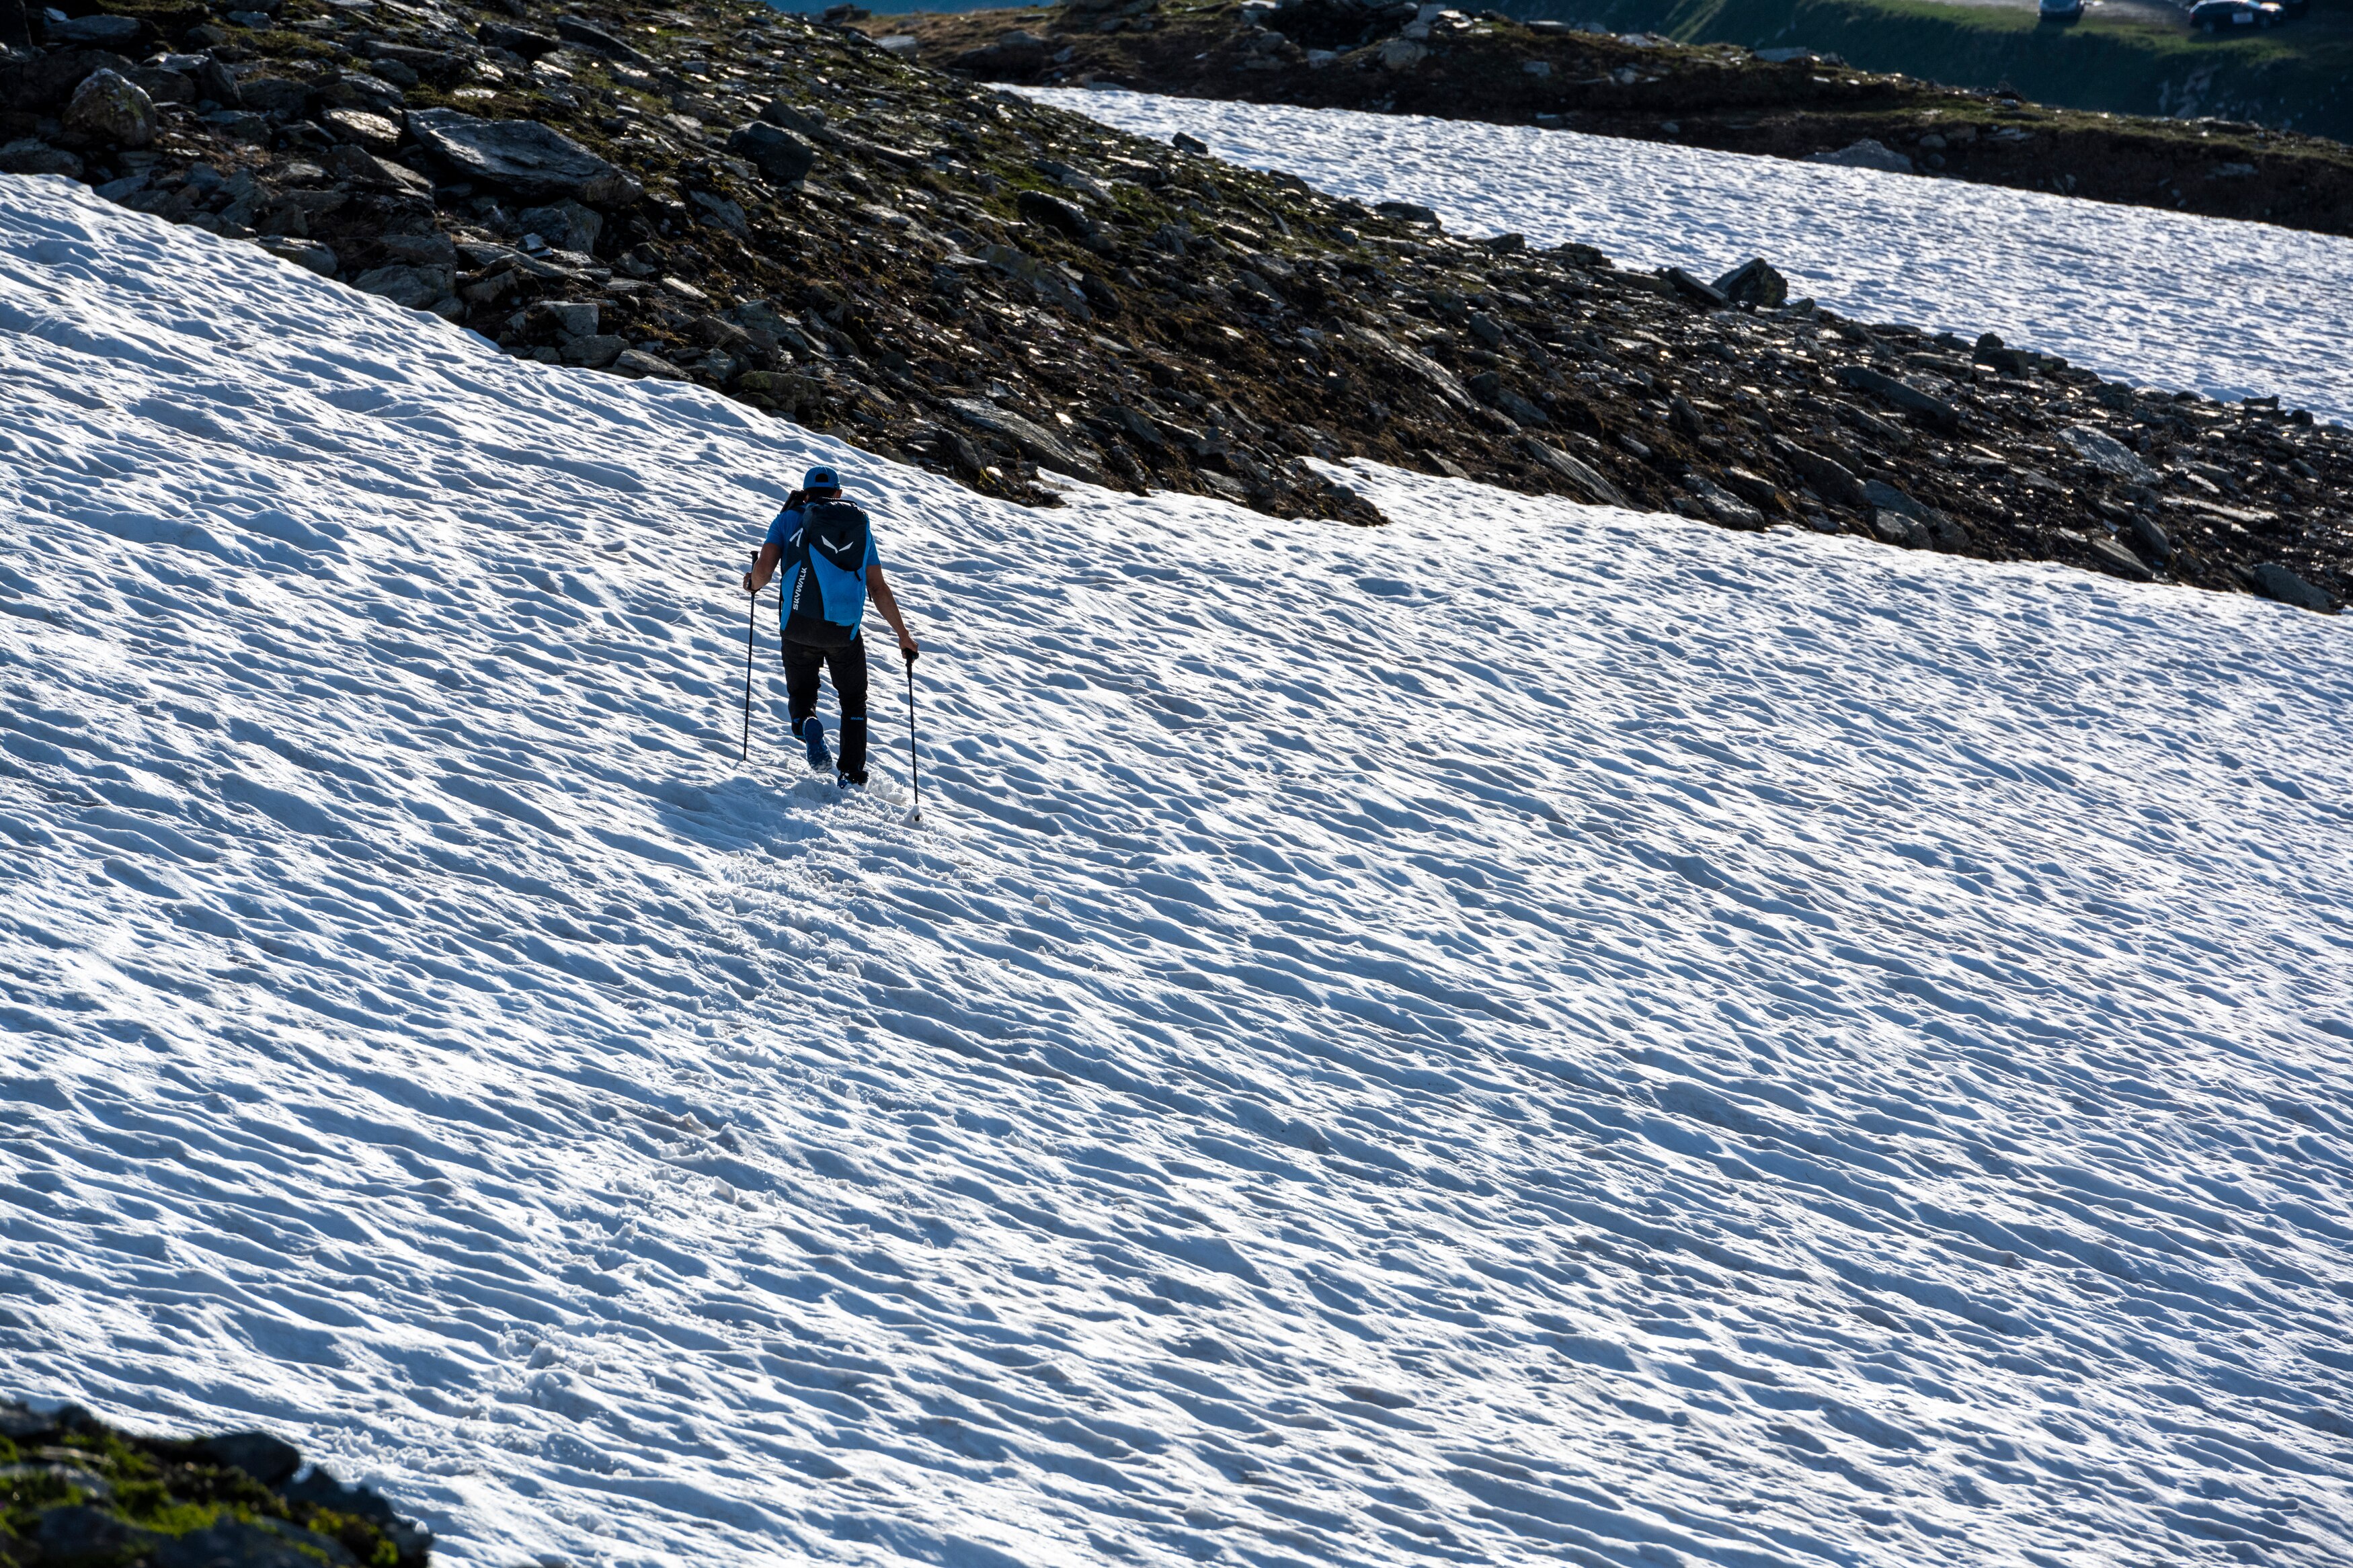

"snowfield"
[1025, 88, 2353, 427]
[5, 173, 2353, 1568]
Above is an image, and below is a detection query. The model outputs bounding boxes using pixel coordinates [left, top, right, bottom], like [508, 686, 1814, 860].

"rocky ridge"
[898, 0, 2353, 239]
[0, 1399, 430, 1568]
[0, 0, 2345, 608]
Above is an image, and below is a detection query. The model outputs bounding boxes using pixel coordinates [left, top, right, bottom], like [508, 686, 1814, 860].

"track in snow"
[1025, 88, 2353, 425]
[4, 174, 2353, 1568]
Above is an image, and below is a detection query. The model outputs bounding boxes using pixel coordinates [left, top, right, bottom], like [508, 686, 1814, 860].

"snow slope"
[5, 173, 2353, 1568]
[1025, 89, 2353, 426]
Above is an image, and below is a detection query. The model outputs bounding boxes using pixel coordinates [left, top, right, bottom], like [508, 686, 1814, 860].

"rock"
[561, 333, 627, 367]
[235, 76, 314, 116]
[1719, 466, 1784, 514]
[1521, 439, 1627, 507]
[45, 12, 142, 46]
[405, 108, 641, 204]
[322, 70, 404, 118]
[2126, 513, 2171, 561]
[612, 349, 688, 379]
[0, 138, 83, 177]
[1835, 364, 1960, 431]
[196, 1432, 304, 1487]
[1378, 37, 1429, 69]
[322, 108, 401, 151]
[1711, 257, 1788, 309]
[1862, 477, 1925, 518]
[1172, 131, 1209, 156]
[555, 15, 650, 64]
[876, 34, 920, 58]
[152, 1516, 359, 1568]
[1809, 138, 1913, 175]
[1662, 267, 1730, 310]
[378, 233, 456, 268]
[945, 397, 1104, 483]
[2058, 425, 2157, 484]
[1016, 188, 1098, 245]
[1687, 473, 1766, 530]
[257, 236, 337, 276]
[1374, 200, 1438, 226]
[1776, 440, 1868, 510]
[543, 300, 599, 337]
[63, 67, 156, 147]
[352, 263, 455, 309]
[2085, 534, 2155, 582]
[477, 22, 561, 59]
[2247, 562, 2336, 613]
[980, 243, 1090, 317]
[727, 122, 816, 186]
[35, 1506, 161, 1563]
[517, 200, 601, 253]
[321, 144, 432, 194]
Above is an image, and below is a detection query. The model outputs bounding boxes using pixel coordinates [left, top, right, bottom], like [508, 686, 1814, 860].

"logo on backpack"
[781, 498, 871, 648]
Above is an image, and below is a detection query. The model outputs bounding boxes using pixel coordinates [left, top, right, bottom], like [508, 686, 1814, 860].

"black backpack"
[781, 497, 873, 648]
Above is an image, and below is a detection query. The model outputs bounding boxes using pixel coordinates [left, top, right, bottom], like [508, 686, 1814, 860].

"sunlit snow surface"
[5, 175, 2353, 1568]
[1025, 88, 2353, 425]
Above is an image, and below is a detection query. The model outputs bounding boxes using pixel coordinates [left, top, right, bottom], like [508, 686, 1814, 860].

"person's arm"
[742, 493, 806, 593]
[867, 563, 919, 659]
[743, 542, 783, 594]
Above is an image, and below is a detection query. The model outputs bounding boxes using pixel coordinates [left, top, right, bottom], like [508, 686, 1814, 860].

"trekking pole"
[904, 651, 922, 821]
[740, 585, 758, 763]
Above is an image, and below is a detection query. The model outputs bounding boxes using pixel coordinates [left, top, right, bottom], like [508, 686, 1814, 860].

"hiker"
[742, 464, 920, 787]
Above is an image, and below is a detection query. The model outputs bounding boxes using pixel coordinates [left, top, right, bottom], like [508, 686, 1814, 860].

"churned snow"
[1025, 88, 2353, 425]
[4, 173, 2353, 1568]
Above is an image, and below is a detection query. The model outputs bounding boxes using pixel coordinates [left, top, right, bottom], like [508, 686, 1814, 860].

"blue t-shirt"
[766, 502, 880, 567]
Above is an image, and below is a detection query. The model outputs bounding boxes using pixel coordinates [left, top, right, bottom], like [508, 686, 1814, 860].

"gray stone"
[352, 263, 455, 309]
[726, 121, 816, 186]
[1835, 364, 1960, 431]
[378, 233, 456, 267]
[321, 143, 431, 194]
[2126, 513, 2171, 561]
[196, 1431, 303, 1487]
[405, 108, 641, 204]
[45, 13, 142, 45]
[35, 1506, 160, 1563]
[63, 67, 155, 147]
[1809, 138, 1913, 174]
[235, 76, 313, 116]
[2085, 534, 2155, 583]
[1663, 267, 1730, 309]
[153, 1517, 358, 1568]
[561, 333, 627, 368]
[1687, 473, 1766, 530]
[612, 349, 688, 379]
[555, 15, 649, 65]
[321, 70, 403, 117]
[321, 108, 401, 151]
[1521, 440, 1627, 507]
[257, 236, 337, 276]
[2247, 563, 2336, 613]
[1375, 199, 1439, 226]
[1862, 477, 1924, 518]
[980, 243, 1090, 317]
[1776, 441, 1868, 510]
[517, 200, 601, 254]
[2058, 425, 2157, 483]
[0, 138, 84, 177]
[945, 397, 1103, 483]
[1016, 188, 1097, 245]
[544, 300, 598, 337]
[1711, 257, 1788, 309]
[1172, 130, 1209, 156]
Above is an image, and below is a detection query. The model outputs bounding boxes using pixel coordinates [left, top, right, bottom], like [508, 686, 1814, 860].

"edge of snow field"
[5, 173, 2353, 1568]
[1025, 88, 2353, 426]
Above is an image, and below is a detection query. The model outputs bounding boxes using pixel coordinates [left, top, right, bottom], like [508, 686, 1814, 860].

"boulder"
[321, 70, 405, 118]
[1835, 364, 1960, 431]
[477, 22, 561, 59]
[405, 108, 641, 204]
[257, 236, 337, 276]
[1016, 188, 1096, 244]
[1687, 473, 1765, 530]
[1, 48, 136, 110]
[44, 12, 143, 46]
[352, 263, 454, 310]
[235, 76, 313, 116]
[1809, 138, 1913, 175]
[0, 138, 84, 177]
[726, 121, 816, 186]
[1662, 267, 1730, 309]
[561, 333, 628, 368]
[2247, 563, 2336, 613]
[1172, 131, 1209, 156]
[322, 108, 401, 151]
[556, 15, 650, 64]
[63, 67, 156, 147]
[1775, 441, 1868, 510]
[1374, 199, 1438, 226]
[2058, 425, 2156, 483]
[1711, 257, 1788, 309]
[2084, 534, 2155, 583]
[945, 397, 1104, 483]
[1520, 439, 1627, 507]
[196, 1432, 303, 1488]
[516, 200, 602, 253]
[612, 349, 688, 379]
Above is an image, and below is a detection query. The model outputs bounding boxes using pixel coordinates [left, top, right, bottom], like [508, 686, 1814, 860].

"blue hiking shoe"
[800, 717, 832, 772]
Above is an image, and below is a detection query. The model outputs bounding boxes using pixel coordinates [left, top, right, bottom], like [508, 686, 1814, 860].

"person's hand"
[900, 637, 920, 664]
[742, 571, 758, 594]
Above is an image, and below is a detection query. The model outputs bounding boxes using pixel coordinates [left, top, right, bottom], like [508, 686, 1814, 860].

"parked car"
[2190, 0, 2284, 30]
[2038, 0, 2083, 19]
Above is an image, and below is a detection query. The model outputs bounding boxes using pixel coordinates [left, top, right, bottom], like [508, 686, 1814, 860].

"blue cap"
[803, 464, 840, 491]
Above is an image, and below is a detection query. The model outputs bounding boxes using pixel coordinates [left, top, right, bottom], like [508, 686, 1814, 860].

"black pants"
[781, 634, 868, 778]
